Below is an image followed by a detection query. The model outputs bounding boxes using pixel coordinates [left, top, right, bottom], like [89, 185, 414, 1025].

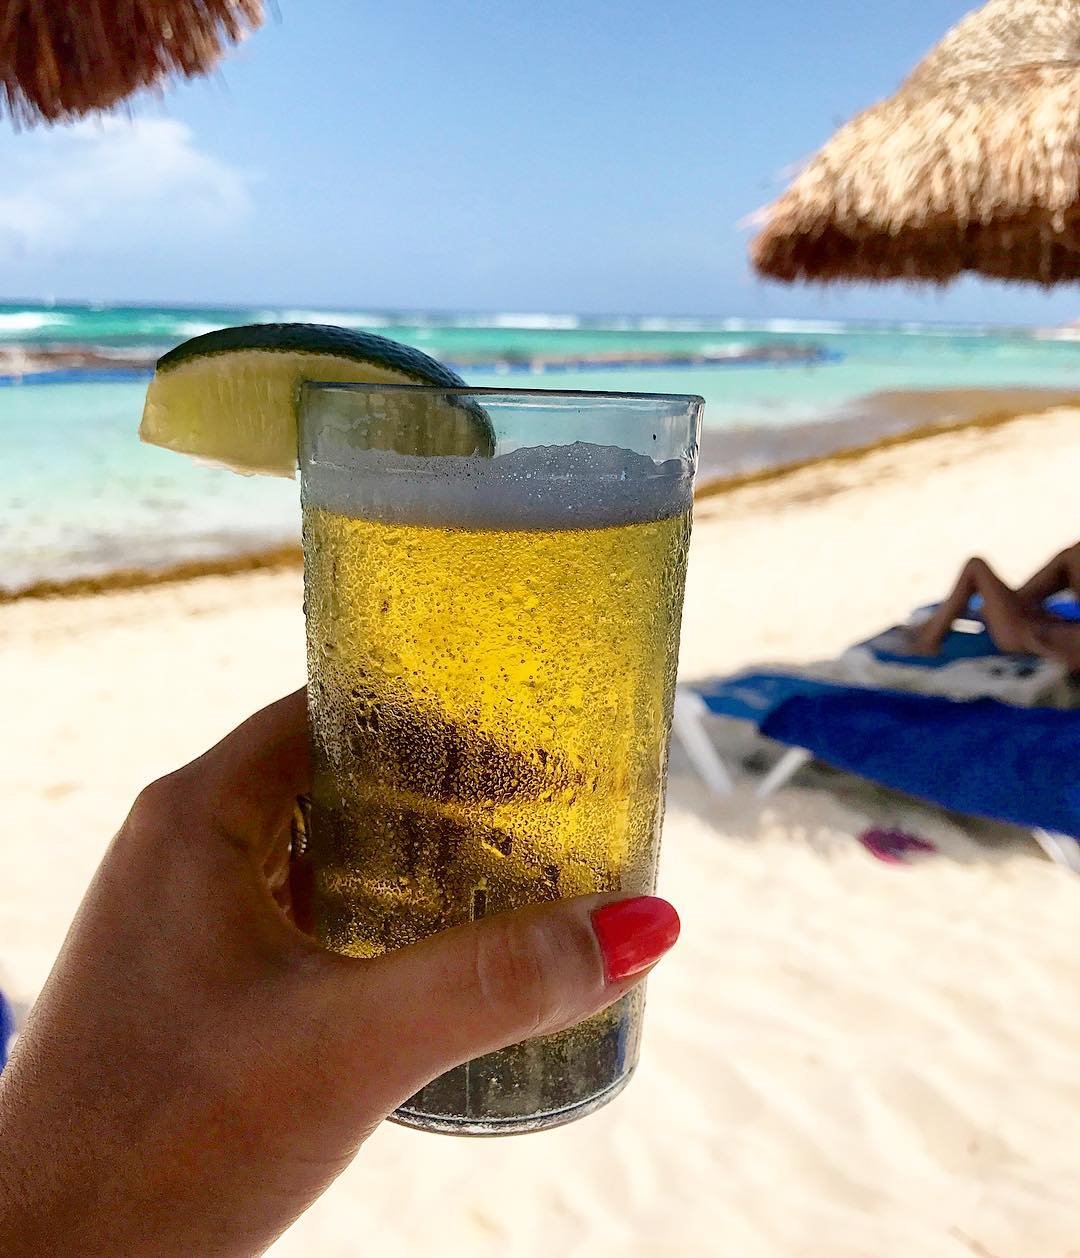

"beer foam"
[302, 442, 694, 530]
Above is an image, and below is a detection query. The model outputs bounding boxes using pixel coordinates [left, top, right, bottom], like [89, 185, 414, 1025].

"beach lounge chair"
[672, 673, 1080, 870]
[683, 590, 1079, 786]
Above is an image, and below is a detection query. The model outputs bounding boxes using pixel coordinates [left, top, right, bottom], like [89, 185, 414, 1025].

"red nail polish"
[592, 896, 680, 983]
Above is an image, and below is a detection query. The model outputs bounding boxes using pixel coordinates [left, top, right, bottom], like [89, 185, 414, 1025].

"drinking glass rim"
[302, 381, 705, 407]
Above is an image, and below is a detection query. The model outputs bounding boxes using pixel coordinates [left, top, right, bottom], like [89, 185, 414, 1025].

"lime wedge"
[139, 323, 494, 476]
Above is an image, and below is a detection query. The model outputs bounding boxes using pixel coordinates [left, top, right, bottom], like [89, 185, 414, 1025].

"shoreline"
[696, 392, 1080, 495]
[694, 385, 1080, 485]
[0, 545, 304, 605]
[5, 403, 1070, 604]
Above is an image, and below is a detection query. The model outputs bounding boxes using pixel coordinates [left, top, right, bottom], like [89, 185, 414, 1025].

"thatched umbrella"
[751, 0, 1080, 285]
[0, 0, 264, 126]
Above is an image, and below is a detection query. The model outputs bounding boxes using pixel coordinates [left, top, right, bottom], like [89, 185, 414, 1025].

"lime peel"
[140, 323, 493, 477]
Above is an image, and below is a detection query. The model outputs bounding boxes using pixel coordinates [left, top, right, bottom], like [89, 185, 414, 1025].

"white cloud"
[0, 117, 255, 264]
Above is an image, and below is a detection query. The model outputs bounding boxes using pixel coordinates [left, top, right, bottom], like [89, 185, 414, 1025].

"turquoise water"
[6, 382, 298, 591]
[4, 301, 1079, 592]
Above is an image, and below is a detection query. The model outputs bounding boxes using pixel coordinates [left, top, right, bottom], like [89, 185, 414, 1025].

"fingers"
[320, 894, 680, 1113]
[176, 688, 311, 860]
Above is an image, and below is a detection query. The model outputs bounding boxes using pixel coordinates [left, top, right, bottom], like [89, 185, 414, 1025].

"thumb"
[323, 894, 679, 1114]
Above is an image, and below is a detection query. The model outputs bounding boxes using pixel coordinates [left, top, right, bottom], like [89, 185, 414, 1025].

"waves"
[0, 310, 75, 336]
[267, 309, 395, 329]
[7, 302, 1080, 428]
[174, 319, 230, 338]
[1, 300, 1066, 349]
[8, 298, 1080, 434]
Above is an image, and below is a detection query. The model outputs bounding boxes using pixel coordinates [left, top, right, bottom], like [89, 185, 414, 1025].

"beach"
[3, 408, 1080, 1256]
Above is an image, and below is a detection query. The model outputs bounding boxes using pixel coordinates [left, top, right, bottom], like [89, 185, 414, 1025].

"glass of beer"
[299, 383, 702, 1135]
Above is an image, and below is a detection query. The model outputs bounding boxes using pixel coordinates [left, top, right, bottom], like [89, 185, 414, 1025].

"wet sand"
[695, 385, 1080, 484]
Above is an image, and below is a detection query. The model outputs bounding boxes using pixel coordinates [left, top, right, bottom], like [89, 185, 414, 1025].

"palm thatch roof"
[1, 0, 264, 126]
[751, 0, 1080, 285]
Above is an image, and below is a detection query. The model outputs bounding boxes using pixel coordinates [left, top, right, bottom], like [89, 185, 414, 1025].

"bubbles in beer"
[303, 441, 691, 1127]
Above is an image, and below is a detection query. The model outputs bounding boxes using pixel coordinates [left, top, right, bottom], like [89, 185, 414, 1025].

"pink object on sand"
[858, 828, 937, 865]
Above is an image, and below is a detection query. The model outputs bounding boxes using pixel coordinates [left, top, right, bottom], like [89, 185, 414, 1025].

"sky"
[0, 0, 1076, 325]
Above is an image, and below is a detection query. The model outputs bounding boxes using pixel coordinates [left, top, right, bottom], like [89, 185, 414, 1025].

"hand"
[0, 691, 679, 1258]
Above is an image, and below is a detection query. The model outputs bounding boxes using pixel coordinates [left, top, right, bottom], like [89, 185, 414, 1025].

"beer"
[302, 431, 695, 1133]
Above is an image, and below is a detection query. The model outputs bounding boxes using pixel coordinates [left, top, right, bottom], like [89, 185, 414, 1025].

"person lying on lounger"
[907, 543, 1080, 671]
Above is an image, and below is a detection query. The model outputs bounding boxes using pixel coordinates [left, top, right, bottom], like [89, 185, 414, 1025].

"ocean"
[4, 301, 1080, 594]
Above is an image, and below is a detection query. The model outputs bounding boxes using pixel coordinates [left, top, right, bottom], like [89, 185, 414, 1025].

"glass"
[299, 384, 702, 1135]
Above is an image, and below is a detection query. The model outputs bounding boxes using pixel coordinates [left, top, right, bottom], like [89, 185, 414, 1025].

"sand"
[3, 409, 1080, 1257]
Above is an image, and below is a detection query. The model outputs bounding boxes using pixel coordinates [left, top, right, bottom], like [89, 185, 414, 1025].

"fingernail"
[591, 896, 681, 984]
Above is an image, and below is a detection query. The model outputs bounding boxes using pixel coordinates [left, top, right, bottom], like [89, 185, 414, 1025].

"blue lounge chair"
[0, 989, 13, 1070]
[672, 672, 1080, 870]
[843, 594, 1078, 704]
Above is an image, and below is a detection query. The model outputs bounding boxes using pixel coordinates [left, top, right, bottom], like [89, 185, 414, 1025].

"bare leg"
[1062, 544, 1080, 602]
[973, 559, 1043, 653]
[1023, 545, 1080, 669]
[908, 557, 1036, 655]
[907, 558, 985, 655]
[1015, 543, 1080, 606]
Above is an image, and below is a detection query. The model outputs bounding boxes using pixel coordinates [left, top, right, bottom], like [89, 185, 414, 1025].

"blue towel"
[0, 989, 13, 1070]
[699, 673, 846, 723]
[762, 688, 1080, 837]
[1043, 593, 1080, 622]
[867, 626, 1035, 671]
